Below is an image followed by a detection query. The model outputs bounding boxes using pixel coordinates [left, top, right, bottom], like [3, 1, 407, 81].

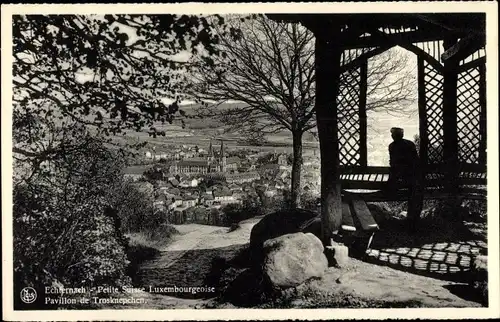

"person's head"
[390, 127, 404, 141]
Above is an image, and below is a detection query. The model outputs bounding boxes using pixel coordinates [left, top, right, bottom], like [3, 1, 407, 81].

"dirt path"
[114, 216, 483, 309]
[140, 224, 230, 270]
[122, 220, 258, 309]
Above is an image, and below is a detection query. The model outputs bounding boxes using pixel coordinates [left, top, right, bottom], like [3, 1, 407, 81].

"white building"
[183, 196, 198, 208]
[179, 178, 199, 188]
[213, 190, 239, 205]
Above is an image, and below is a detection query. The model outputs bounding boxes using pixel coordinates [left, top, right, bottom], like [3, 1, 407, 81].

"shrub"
[13, 137, 132, 309]
[222, 203, 264, 226]
[413, 134, 443, 163]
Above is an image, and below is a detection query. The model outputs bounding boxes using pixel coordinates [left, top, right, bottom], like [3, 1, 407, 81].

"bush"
[13, 140, 132, 309]
[461, 199, 487, 221]
[222, 203, 264, 226]
[413, 134, 443, 163]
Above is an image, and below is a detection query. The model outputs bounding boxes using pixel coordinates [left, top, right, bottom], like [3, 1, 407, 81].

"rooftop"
[214, 189, 233, 197]
[177, 159, 210, 167]
[226, 171, 261, 179]
[123, 165, 150, 175]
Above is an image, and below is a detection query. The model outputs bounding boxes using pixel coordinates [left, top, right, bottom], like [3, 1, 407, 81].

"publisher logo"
[20, 287, 37, 304]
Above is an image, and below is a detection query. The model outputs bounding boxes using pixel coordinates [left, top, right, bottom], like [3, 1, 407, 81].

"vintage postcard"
[2, 1, 499, 321]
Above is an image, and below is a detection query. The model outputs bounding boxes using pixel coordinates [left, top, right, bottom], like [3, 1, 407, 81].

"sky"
[71, 15, 421, 155]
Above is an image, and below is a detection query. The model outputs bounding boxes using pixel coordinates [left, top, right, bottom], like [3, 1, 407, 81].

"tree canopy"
[188, 15, 416, 207]
[13, 14, 234, 168]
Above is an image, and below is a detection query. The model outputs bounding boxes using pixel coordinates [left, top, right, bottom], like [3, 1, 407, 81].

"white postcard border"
[2, 2, 499, 321]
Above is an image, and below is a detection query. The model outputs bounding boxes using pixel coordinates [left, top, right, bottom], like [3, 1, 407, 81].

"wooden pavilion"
[268, 13, 487, 243]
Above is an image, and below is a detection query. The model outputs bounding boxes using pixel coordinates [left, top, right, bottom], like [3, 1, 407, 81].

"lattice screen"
[337, 66, 362, 166]
[341, 47, 378, 66]
[460, 48, 486, 66]
[457, 66, 483, 164]
[413, 40, 443, 62]
[422, 60, 445, 164]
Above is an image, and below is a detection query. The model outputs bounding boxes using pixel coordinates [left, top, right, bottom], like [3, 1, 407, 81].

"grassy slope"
[114, 102, 419, 166]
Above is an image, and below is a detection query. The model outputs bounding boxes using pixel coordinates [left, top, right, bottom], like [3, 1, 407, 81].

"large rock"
[262, 232, 328, 289]
[249, 208, 321, 260]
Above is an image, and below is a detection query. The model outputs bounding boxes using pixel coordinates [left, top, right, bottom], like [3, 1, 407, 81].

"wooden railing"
[339, 165, 487, 192]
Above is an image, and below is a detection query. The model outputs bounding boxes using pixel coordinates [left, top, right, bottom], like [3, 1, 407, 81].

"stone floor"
[363, 217, 487, 281]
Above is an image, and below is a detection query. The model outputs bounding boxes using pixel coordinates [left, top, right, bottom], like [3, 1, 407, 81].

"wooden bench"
[338, 199, 379, 254]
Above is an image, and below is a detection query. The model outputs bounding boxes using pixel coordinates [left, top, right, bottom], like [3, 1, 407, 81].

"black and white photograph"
[2, 2, 499, 320]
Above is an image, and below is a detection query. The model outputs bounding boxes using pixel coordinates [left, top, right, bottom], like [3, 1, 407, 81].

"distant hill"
[109, 101, 418, 167]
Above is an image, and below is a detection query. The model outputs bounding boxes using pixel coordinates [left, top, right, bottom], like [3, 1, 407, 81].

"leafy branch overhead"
[13, 14, 232, 138]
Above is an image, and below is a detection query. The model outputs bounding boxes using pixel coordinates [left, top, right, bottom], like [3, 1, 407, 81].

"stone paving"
[364, 218, 487, 281]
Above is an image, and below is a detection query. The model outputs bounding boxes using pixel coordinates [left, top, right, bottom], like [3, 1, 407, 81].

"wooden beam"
[351, 200, 379, 231]
[369, 29, 444, 72]
[315, 29, 344, 244]
[340, 177, 486, 190]
[342, 28, 463, 50]
[441, 36, 485, 62]
[413, 13, 486, 35]
[341, 202, 356, 232]
[340, 45, 394, 72]
[457, 56, 486, 73]
[344, 189, 486, 202]
[338, 163, 485, 175]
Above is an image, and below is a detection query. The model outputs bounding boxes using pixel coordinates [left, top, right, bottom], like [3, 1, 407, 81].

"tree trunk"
[290, 130, 303, 209]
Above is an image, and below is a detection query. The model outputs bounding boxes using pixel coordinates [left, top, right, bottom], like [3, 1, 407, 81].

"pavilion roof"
[267, 13, 485, 50]
[267, 13, 485, 32]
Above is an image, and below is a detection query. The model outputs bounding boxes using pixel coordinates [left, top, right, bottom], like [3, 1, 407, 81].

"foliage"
[143, 166, 164, 182]
[461, 199, 487, 220]
[222, 200, 264, 226]
[299, 192, 321, 213]
[13, 133, 132, 295]
[413, 134, 443, 163]
[11, 14, 236, 308]
[256, 152, 277, 166]
[202, 174, 226, 187]
[13, 14, 232, 140]
[108, 180, 154, 233]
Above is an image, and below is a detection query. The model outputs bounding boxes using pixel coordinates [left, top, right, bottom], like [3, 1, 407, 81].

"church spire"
[208, 141, 214, 157]
[207, 140, 214, 172]
[220, 140, 227, 172]
[220, 140, 225, 157]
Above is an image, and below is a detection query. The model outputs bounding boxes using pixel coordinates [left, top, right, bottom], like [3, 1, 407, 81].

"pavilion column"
[442, 38, 460, 198]
[314, 28, 343, 245]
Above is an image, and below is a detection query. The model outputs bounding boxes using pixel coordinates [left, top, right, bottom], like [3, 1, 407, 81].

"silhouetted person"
[387, 127, 419, 187]
[386, 127, 423, 232]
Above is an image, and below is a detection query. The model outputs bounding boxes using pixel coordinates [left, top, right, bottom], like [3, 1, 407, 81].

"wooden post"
[417, 57, 429, 172]
[359, 60, 368, 168]
[412, 56, 428, 229]
[442, 38, 460, 197]
[315, 27, 343, 245]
